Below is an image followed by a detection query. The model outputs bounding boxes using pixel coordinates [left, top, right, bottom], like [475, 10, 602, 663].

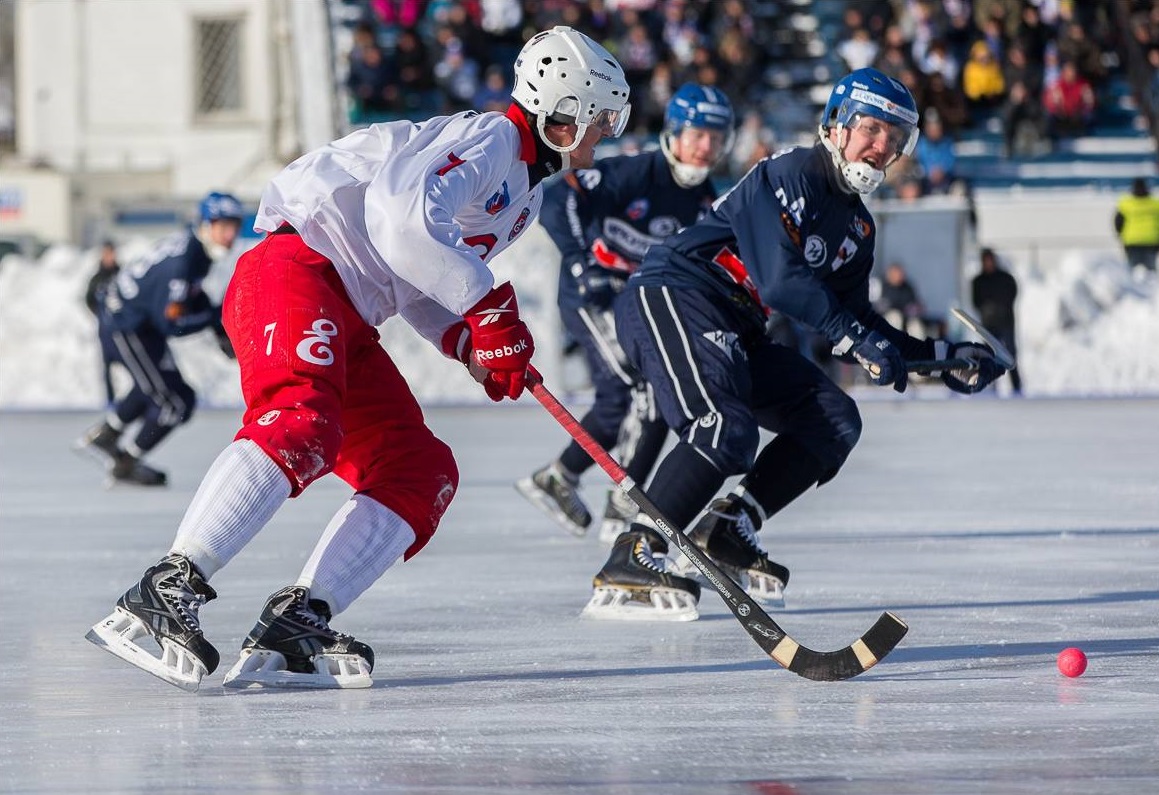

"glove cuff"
[441, 321, 471, 363]
[466, 281, 518, 324]
[832, 321, 867, 356]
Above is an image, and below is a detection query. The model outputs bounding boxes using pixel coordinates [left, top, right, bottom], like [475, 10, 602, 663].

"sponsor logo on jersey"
[485, 181, 511, 215]
[257, 410, 281, 426]
[626, 198, 648, 220]
[603, 217, 660, 260]
[508, 207, 530, 241]
[804, 235, 827, 267]
[830, 237, 858, 271]
[780, 211, 802, 247]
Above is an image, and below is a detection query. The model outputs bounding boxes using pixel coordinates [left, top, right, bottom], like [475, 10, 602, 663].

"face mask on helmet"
[819, 69, 919, 195]
[660, 83, 735, 187]
[511, 26, 631, 169]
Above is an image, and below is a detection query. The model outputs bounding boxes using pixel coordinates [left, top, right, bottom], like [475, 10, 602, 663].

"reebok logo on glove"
[475, 339, 530, 361]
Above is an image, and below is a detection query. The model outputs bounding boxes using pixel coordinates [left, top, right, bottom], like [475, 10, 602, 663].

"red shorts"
[221, 230, 457, 558]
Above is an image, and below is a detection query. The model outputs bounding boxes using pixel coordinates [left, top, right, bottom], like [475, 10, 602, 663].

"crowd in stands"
[339, 0, 1156, 197]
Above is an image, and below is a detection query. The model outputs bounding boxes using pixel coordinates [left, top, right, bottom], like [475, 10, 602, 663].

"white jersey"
[254, 108, 544, 346]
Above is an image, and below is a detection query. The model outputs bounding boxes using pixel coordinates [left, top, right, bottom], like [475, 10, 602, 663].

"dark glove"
[941, 341, 1006, 394]
[834, 322, 908, 393]
[212, 319, 236, 359]
[573, 260, 627, 311]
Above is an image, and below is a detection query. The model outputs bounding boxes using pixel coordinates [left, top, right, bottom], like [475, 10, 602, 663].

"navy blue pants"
[557, 303, 667, 484]
[100, 320, 196, 453]
[615, 284, 862, 481]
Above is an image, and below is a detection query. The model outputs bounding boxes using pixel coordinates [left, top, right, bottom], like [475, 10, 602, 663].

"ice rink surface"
[2, 396, 1157, 794]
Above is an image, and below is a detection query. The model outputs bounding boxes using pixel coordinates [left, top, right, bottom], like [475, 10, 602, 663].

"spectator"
[1043, 60, 1095, 144]
[837, 28, 881, 73]
[919, 71, 971, 135]
[971, 248, 1022, 394]
[394, 27, 438, 114]
[1015, 2, 1053, 64]
[876, 261, 926, 337]
[914, 112, 957, 194]
[961, 40, 1006, 111]
[346, 42, 398, 119]
[918, 39, 960, 86]
[1114, 177, 1159, 274]
[472, 64, 511, 114]
[84, 240, 122, 407]
[1000, 43, 1045, 157]
[1056, 21, 1106, 87]
[433, 37, 480, 111]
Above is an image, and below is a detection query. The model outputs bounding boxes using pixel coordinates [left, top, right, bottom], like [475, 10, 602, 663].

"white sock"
[170, 439, 292, 578]
[297, 494, 416, 616]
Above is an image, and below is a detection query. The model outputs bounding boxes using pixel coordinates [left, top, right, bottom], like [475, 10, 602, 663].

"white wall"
[14, 0, 323, 200]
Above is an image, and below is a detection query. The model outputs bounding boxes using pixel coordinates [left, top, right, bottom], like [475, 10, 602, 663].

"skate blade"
[86, 608, 207, 692]
[72, 438, 117, 468]
[514, 478, 589, 538]
[223, 649, 373, 690]
[580, 586, 699, 622]
[670, 554, 786, 609]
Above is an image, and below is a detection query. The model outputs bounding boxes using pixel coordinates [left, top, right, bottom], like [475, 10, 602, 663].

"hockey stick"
[951, 307, 1017, 369]
[525, 365, 907, 682]
[907, 357, 972, 374]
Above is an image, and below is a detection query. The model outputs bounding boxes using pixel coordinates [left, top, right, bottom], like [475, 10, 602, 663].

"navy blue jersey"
[634, 144, 928, 359]
[104, 228, 217, 337]
[540, 149, 717, 310]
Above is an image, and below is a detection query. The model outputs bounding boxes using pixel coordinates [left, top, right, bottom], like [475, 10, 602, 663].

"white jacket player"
[86, 27, 631, 691]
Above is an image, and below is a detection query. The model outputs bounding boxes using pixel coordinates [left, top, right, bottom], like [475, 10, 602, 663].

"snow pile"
[1, 224, 1157, 410]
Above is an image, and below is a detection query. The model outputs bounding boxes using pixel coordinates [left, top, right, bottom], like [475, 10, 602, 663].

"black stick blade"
[774, 612, 909, 682]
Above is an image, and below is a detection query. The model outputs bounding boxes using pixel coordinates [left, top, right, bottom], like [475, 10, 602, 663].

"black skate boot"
[110, 451, 168, 487]
[223, 586, 374, 689]
[596, 488, 638, 545]
[75, 421, 122, 463]
[583, 529, 701, 621]
[685, 497, 789, 607]
[86, 553, 220, 691]
[515, 464, 592, 537]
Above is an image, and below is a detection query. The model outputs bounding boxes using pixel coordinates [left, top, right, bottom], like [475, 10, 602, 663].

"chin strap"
[661, 133, 711, 187]
[819, 126, 886, 196]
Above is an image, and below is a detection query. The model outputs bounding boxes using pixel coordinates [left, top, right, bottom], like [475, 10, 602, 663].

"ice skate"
[108, 451, 168, 488]
[675, 498, 789, 608]
[582, 529, 700, 621]
[85, 553, 219, 691]
[74, 421, 122, 465]
[223, 586, 374, 690]
[515, 464, 592, 537]
[596, 488, 638, 545]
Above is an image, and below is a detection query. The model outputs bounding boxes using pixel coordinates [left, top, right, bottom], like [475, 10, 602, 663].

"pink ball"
[1057, 647, 1087, 677]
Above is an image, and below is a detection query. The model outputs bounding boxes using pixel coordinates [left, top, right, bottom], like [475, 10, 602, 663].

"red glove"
[460, 282, 534, 401]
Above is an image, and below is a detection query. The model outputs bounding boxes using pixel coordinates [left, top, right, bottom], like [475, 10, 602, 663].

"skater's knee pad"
[236, 407, 344, 496]
[812, 391, 862, 483]
[360, 436, 458, 560]
[684, 410, 758, 476]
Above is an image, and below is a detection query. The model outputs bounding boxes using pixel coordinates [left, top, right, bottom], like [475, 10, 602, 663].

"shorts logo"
[257, 410, 280, 426]
[804, 235, 827, 267]
[508, 207, 530, 241]
[296, 319, 339, 366]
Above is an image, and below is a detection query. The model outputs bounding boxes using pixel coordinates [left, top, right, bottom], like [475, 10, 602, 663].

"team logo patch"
[851, 216, 871, 239]
[508, 207, 530, 241]
[626, 199, 649, 220]
[257, 410, 280, 426]
[485, 181, 510, 215]
[648, 216, 679, 237]
[804, 235, 827, 267]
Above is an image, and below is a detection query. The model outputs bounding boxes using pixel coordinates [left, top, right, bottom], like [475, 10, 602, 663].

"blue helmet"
[820, 68, 919, 194]
[661, 83, 735, 187]
[664, 83, 734, 133]
[199, 191, 244, 224]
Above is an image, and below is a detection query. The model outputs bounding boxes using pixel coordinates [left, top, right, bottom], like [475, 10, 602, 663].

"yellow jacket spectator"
[962, 40, 1006, 106]
[1115, 177, 1159, 272]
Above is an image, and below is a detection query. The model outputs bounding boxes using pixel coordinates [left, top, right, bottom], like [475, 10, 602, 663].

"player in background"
[86, 27, 631, 691]
[583, 68, 1006, 621]
[75, 193, 243, 487]
[517, 84, 734, 543]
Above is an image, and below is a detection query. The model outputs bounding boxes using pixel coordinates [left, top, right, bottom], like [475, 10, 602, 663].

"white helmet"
[511, 26, 631, 164]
